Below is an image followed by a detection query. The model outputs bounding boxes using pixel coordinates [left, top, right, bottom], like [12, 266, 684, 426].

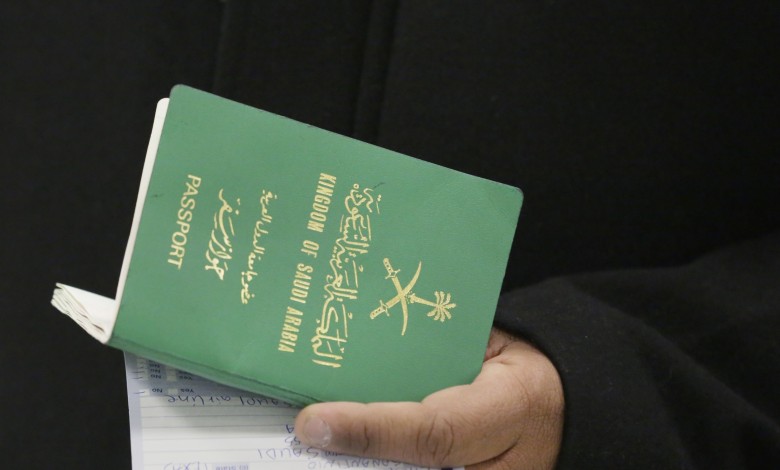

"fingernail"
[303, 415, 331, 448]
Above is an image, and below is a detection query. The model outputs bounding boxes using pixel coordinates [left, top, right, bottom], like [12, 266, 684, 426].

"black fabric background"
[1, 1, 777, 468]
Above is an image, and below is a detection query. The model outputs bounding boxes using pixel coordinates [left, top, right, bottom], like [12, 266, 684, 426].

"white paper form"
[124, 353, 461, 470]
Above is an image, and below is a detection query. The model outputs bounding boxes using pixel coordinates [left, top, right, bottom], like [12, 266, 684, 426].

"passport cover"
[57, 85, 523, 406]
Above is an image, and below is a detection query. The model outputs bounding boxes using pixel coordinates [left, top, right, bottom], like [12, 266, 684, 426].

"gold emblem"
[370, 258, 456, 335]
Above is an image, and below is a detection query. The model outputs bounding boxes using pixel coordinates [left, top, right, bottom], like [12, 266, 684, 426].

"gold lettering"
[301, 240, 319, 258]
[286, 306, 304, 316]
[171, 232, 187, 246]
[307, 220, 325, 233]
[204, 189, 240, 280]
[318, 173, 337, 187]
[311, 182, 381, 367]
[277, 306, 305, 353]
[175, 219, 190, 234]
[240, 189, 276, 304]
[169, 243, 185, 257]
[290, 288, 308, 304]
[289, 264, 313, 304]
[314, 194, 331, 205]
[309, 211, 326, 222]
[187, 174, 202, 188]
[177, 207, 193, 221]
[306, 174, 337, 233]
[296, 263, 313, 275]
[316, 185, 334, 197]
[312, 359, 340, 368]
[180, 197, 196, 210]
[167, 175, 202, 269]
[281, 331, 298, 342]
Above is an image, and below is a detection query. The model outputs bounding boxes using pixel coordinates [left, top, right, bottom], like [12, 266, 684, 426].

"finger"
[484, 326, 518, 361]
[295, 340, 559, 468]
[296, 400, 461, 467]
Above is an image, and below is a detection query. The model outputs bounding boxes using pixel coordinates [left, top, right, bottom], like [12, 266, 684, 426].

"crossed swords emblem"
[370, 258, 456, 335]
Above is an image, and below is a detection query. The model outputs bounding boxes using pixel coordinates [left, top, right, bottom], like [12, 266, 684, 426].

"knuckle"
[346, 412, 390, 457]
[414, 411, 457, 466]
[360, 420, 372, 455]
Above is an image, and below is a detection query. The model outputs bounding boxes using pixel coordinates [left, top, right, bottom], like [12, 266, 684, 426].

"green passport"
[52, 85, 522, 406]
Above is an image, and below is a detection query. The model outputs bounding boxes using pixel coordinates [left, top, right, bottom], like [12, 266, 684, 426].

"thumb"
[294, 339, 560, 468]
[294, 399, 471, 467]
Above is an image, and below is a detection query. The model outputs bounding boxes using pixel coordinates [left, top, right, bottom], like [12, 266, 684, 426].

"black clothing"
[2, 1, 778, 468]
[497, 232, 780, 467]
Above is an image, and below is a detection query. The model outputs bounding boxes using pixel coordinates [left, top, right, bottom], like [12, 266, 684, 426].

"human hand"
[294, 328, 564, 469]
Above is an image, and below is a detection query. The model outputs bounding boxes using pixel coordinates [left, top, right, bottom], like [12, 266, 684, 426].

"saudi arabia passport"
[52, 85, 523, 405]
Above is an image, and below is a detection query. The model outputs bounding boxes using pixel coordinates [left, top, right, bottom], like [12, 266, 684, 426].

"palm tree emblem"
[370, 258, 456, 335]
[409, 291, 456, 322]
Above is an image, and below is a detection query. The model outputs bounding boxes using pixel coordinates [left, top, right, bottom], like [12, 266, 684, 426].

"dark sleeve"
[494, 231, 780, 469]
